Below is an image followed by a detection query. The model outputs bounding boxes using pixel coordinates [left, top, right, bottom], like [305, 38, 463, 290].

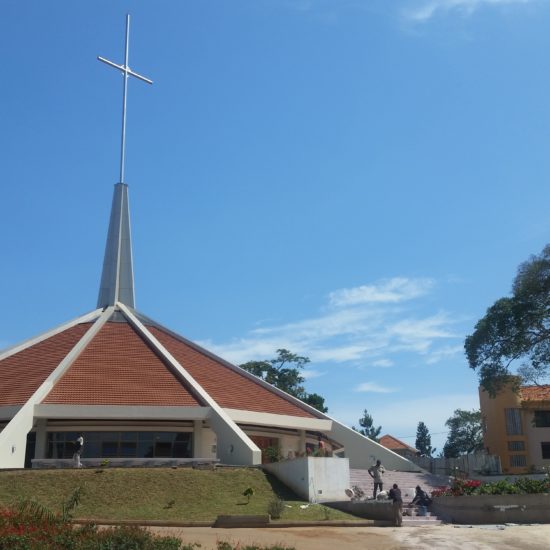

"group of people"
[367, 459, 432, 527]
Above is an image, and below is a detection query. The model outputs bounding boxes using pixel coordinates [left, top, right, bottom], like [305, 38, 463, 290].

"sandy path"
[148, 524, 550, 550]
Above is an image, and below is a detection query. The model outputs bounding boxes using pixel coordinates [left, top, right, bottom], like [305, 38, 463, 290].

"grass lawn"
[0, 467, 360, 523]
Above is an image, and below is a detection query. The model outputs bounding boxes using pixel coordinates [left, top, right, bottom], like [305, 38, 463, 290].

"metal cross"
[98, 14, 153, 184]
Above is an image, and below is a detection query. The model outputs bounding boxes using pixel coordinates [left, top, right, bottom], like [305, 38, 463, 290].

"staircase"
[350, 468, 449, 525]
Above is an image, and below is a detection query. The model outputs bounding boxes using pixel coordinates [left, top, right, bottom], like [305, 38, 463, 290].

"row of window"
[47, 431, 193, 459]
[508, 442, 550, 467]
[505, 408, 550, 435]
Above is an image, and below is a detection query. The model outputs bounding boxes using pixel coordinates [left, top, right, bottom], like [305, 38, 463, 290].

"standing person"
[73, 434, 84, 468]
[389, 483, 403, 527]
[317, 435, 326, 457]
[368, 459, 385, 498]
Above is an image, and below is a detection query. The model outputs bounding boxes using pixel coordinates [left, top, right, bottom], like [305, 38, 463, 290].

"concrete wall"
[329, 422, 419, 471]
[328, 500, 393, 521]
[432, 494, 550, 524]
[263, 457, 350, 503]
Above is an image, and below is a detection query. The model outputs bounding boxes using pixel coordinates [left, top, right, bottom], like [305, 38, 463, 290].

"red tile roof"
[520, 385, 550, 402]
[0, 324, 91, 406]
[42, 322, 200, 406]
[379, 434, 418, 453]
[150, 326, 317, 418]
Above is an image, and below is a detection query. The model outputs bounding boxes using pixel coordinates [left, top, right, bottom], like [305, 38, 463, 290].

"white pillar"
[193, 420, 203, 458]
[34, 419, 48, 460]
[299, 429, 306, 455]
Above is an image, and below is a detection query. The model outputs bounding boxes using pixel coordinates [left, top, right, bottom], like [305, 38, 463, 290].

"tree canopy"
[240, 349, 328, 413]
[465, 244, 550, 396]
[415, 421, 435, 457]
[353, 409, 382, 442]
[442, 409, 483, 458]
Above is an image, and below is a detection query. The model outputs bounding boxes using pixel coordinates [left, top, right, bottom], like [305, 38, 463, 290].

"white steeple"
[96, 14, 152, 308]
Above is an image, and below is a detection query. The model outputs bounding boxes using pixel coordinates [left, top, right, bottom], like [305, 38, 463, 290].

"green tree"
[465, 244, 550, 396]
[442, 409, 483, 458]
[415, 421, 435, 457]
[302, 392, 328, 413]
[240, 349, 328, 413]
[353, 409, 382, 442]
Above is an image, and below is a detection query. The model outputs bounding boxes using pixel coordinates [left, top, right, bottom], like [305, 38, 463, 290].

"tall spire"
[96, 15, 152, 308]
[97, 183, 135, 308]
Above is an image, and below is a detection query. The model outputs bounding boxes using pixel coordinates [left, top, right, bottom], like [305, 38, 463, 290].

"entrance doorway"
[249, 435, 279, 464]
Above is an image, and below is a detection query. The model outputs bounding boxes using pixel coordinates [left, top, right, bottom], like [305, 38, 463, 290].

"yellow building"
[479, 383, 550, 474]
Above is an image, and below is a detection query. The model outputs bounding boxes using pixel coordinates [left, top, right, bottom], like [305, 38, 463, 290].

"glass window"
[154, 442, 172, 458]
[101, 441, 119, 458]
[505, 408, 523, 435]
[507, 441, 525, 451]
[541, 442, 550, 459]
[534, 411, 550, 428]
[120, 441, 137, 457]
[509, 454, 527, 468]
[138, 442, 154, 458]
[46, 431, 192, 459]
[154, 432, 174, 442]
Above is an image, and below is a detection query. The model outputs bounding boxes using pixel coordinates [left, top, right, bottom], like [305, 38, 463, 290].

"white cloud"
[302, 368, 325, 380]
[329, 277, 434, 307]
[198, 276, 463, 372]
[405, 0, 535, 22]
[355, 382, 398, 393]
[372, 359, 394, 368]
[388, 313, 456, 349]
[424, 344, 464, 364]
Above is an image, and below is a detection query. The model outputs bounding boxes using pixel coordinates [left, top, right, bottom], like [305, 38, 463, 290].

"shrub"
[267, 498, 285, 519]
[432, 475, 550, 497]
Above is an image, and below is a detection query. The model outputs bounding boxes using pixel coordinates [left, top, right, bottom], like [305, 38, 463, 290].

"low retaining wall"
[263, 457, 350, 503]
[214, 515, 270, 528]
[31, 458, 219, 469]
[432, 494, 550, 524]
[326, 500, 393, 522]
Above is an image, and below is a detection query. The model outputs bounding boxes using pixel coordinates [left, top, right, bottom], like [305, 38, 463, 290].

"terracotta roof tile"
[379, 434, 417, 453]
[43, 322, 200, 406]
[520, 385, 550, 402]
[150, 327, 316, 418]
[0, 324, 91, 406]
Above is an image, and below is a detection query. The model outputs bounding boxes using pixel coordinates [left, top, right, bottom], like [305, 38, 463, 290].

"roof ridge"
[131, 308, 324, 419]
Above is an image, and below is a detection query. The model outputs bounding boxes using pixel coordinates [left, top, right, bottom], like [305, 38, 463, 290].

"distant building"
[479, 383, 550, 473]
[379, 434, 419, 460]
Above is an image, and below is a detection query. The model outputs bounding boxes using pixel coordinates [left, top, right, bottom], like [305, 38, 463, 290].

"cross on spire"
[98, 14, 153, 184]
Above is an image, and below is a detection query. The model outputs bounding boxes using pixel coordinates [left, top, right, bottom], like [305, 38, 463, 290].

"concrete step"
[349, 469, 447, 526]
[350, 468, 449, 500]
[403, 517, 443, 526]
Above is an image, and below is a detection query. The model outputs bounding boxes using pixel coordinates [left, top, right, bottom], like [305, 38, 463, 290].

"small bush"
[267, 498, 285, 519]
[432, 475, 550, 497]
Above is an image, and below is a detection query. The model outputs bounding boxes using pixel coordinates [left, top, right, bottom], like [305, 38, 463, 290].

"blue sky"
[2, 0, 550, 452]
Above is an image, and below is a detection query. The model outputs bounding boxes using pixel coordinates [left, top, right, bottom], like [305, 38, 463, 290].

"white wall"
[329, 422, 419, 471]
[264, 457, 350, 503]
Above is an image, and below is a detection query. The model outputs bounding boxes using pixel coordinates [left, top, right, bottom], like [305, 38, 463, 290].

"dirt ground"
[148, 524, 550, 549]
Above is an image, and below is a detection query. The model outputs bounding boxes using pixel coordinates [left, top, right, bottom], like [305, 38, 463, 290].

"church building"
[0, 16, 415, 474]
